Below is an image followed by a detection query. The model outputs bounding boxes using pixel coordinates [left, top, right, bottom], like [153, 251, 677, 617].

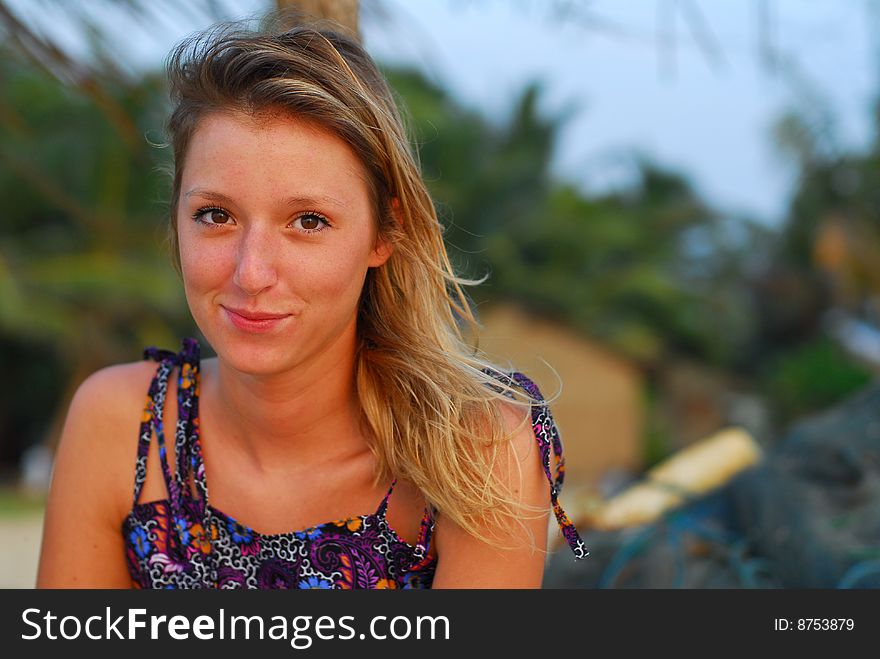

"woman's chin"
[205, 333, 298, 377]
[223, 352, 296, 378]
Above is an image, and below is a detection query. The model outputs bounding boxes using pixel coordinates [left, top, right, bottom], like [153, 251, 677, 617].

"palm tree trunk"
[275, 0, 360, 40]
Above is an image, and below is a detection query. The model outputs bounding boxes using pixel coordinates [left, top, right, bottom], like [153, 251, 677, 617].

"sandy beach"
[0, 512, 43, 589]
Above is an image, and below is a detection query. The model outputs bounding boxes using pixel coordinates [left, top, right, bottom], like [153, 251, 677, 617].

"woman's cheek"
[315, 252, 370, 300]
[180, 234, 231, 290]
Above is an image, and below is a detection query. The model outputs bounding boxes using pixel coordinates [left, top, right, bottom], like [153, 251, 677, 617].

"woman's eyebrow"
[184, 188, 346, 208]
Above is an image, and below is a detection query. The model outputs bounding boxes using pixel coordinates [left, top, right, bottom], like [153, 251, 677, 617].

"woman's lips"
[221, 306, 292, 333]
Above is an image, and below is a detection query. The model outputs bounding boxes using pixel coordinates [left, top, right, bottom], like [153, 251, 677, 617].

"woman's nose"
[233, 226, 279, 296]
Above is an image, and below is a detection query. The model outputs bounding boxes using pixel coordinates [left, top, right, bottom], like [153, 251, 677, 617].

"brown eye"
[193, 207, 233, 226]
[300, 214, 320, 230]
[206, 209, 230, 224]
[293, 212, 329, 233]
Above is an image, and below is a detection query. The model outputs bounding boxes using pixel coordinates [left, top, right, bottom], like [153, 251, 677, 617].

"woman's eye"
[193, 207, 233, 225]
[292, 212, 329, 233]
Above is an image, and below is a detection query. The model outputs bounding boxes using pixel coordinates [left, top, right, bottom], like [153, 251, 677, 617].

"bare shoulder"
[429, 395, 551, 588]
[66, 360, 159, 507]
[493, 398, 547, 505]
[64, 360, 158, 447]
[77, 361, 157, 490]
[74, 360, 158, 416]
[36, 359, 159, 587]
[498, 398, 537, 454]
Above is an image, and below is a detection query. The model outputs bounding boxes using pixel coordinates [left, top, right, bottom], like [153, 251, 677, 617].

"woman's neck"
[200, 337, 369, 474]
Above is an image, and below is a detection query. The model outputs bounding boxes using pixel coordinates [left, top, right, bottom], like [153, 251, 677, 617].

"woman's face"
[177, 110, 392, 377]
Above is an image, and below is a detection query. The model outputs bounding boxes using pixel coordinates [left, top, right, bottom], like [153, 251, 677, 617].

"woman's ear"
[368, 198, 401, 267]
[369, 237, 394, 267]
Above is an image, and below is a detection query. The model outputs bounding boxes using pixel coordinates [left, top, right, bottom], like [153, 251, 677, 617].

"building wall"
[475, 304, 644, 494]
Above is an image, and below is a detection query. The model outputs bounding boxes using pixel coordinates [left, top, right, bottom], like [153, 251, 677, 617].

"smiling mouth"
[222, 306, 292, 321]
[221, 306, 292, 333]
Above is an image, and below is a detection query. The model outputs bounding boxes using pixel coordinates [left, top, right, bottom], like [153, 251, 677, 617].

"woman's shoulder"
[70, 356, 171, 461]
[77, 359, 161, 398]
[479, 367, 548, 436]
[492, 389, 548, 494]
[37, 358, 162, 587]
[72, 360, 161, 428]
[479, 368, 563, 530]
[59, 359, 165, 514]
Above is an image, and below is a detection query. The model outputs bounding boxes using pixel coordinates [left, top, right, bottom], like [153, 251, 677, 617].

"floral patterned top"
[122, 338, 587, 589]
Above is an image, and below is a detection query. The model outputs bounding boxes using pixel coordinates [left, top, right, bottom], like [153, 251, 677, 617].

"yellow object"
[588, 427, 762, 531]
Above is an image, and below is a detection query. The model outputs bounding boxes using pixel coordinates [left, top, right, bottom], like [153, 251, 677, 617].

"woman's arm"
[36, 364, 149, 588]
[430, 402, 552, 589]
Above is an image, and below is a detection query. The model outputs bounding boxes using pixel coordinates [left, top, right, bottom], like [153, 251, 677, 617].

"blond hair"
[164, 16, 542, 544]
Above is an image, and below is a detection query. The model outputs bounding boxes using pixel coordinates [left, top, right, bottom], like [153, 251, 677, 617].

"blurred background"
[1, 0, 879, 588]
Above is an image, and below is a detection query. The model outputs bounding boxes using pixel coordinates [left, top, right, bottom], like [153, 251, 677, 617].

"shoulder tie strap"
[133, 347, 181, 509]
[500, 370, 590, 560]
[174, 337, 207, 512]
[511, 372, 589, 559]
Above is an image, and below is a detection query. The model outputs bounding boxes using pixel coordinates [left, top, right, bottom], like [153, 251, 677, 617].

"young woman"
[36, 18, 586, 589]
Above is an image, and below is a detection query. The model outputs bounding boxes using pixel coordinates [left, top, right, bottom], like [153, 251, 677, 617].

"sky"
[15, 0, 878, 226]
[363, 0, 877, 225]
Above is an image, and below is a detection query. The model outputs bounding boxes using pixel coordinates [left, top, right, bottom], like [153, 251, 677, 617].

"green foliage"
[0, 51, 190, 356]
[771, 102, 880, 327]
[0, 50, 194, 463]
[386, 67, 757, 367]
[760, 336, 873, 424]
[385, 70, 555, 277]
[640, 384, 674, 469]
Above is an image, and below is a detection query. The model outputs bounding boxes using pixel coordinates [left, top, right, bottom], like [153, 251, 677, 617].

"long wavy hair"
[164, 16, 542, 545]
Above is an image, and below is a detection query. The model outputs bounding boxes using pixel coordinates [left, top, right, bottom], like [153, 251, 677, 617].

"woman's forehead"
[181, 110, 371, 206]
